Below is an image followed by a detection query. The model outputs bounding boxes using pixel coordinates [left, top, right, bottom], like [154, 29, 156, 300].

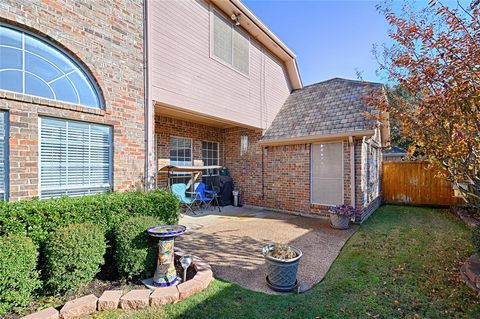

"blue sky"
[242, 0, 467, 86]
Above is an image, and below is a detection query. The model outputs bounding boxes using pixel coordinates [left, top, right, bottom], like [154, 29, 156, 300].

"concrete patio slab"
[176, 206, 357, 294]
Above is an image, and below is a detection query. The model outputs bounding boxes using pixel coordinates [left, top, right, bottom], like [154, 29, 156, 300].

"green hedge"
[0, 190, 180, 245]
[115, 216, 164, 280]
[44, 223, 107, 293]
[0, 235, 41, 315]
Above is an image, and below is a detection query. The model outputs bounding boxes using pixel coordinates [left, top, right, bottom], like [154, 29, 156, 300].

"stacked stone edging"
[21, 255, 213, 319]
[460, 253, 480, 294]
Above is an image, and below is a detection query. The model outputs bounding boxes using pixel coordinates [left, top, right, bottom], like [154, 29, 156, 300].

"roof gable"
[262, 78, 384, 142]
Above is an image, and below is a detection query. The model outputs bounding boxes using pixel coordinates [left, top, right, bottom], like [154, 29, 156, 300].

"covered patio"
[175, 206, 357, 294]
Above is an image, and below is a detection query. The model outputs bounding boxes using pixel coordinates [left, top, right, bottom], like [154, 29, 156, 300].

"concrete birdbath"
[146, 224, 187, 287]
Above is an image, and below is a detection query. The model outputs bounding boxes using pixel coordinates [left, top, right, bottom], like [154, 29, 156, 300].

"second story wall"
[148, 0, 292, 130]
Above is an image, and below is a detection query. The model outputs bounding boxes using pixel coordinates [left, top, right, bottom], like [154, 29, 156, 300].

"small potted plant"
[262, 243, 302, 292]
[329, 204, 356, 229]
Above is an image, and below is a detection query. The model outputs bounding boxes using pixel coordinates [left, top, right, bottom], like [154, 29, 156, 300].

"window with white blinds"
[212, 11, 250, 75]
[0, 112, 6, 201]
[39, 117, 112, 199]
[311, 142, 344, 206]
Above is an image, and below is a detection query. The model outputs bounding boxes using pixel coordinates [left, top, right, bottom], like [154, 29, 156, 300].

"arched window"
[0, 24, 103, 108]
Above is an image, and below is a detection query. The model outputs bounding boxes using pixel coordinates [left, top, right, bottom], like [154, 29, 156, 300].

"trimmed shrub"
[115, 216, 164, 279]
[473, 225, 480, 253]
[0, 190, 180, 245]
[44, 223, 106, 293]
[0, 235, 41, 315]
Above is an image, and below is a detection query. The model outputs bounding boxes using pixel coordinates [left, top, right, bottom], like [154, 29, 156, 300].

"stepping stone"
[120, 289, 151, 310]
[150, 286, 180, 306]
[60, 294, 97, 319]
[177, 279, 203, 300]
[22, 307, 59, 319]
[98, 290, 123, 311]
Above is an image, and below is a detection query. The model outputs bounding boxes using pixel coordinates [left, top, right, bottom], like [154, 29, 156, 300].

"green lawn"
[89, 206, 479, 319]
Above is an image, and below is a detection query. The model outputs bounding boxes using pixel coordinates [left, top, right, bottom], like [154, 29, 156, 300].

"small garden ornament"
[329, 205, 356, 229]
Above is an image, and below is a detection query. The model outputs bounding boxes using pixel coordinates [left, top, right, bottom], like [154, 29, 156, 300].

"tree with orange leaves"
[369, 1, 480, 208]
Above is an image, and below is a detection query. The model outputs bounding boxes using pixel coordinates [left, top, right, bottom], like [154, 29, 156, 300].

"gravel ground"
[176, 206, 357, 294]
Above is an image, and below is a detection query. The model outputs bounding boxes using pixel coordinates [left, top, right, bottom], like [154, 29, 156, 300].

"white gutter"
[259, 130, 375, 146]
[230, 0, 296, 59]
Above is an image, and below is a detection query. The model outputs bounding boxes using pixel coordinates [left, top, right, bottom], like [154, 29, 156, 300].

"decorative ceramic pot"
[262, 244, 302, 292]
[329, 214, 350, 229]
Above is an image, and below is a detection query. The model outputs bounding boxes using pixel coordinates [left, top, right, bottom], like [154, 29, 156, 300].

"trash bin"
[232, 191, 239, 207]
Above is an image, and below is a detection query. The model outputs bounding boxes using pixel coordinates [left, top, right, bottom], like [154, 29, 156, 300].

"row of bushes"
[0, 190, 180, 245]
[0, 190, 180, 315]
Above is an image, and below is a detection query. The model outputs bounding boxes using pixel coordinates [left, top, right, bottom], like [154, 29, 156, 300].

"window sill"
[0, 90, 106, 116]
[209, 55, 250, 79]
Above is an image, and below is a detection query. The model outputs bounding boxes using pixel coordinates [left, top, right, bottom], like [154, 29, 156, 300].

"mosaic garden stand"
[146, 225, 187, 287]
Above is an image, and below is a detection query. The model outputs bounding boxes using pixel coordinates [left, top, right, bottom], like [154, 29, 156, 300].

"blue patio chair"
[194, 182, 221, 212]
[171, 183, 197, 214]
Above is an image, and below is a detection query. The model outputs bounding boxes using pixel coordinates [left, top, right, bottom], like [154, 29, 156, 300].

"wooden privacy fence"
[382, 161, 464, 206]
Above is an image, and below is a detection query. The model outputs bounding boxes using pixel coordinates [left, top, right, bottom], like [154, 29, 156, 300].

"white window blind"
[40, 117, 112, 199]
[311, 142, 344, 206]
[232, 29, 249, 75]
[0, 112, 6, 200]
[213, 11, 250, 75]
[362, 140, 380, 206]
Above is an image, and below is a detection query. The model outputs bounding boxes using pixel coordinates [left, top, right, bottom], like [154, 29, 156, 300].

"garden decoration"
[180, 255, 193, 283]
[262, 243, 302, 292]
[328, 204, 356, 229]
[146, 225, 187, 287]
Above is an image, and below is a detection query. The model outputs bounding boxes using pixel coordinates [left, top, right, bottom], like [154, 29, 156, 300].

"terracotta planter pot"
[262, 244, 302, 292]
[329, 214, 350, 229]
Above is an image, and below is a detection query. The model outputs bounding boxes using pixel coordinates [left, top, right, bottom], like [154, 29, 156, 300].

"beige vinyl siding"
[148, 0, 292, 130]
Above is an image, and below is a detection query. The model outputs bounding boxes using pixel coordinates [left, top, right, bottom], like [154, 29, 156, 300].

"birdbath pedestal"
[146, 225, 187, 287]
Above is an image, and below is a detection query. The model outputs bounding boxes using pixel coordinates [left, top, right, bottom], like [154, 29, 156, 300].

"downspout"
[143, 0, 153, 189]
[349, 136, 355, 209]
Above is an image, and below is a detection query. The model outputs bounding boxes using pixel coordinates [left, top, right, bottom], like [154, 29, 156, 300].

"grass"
[88, 205, 479, 319]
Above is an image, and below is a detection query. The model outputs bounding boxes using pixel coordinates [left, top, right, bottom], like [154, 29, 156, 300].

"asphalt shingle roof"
[262, 78, 384, 141]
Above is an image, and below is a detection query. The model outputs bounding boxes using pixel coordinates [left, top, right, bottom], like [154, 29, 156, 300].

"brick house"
[0, 0, 388, 222]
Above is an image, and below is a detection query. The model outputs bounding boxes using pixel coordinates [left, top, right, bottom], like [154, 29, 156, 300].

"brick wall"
[222, 127, 264, 206]
[261, 140, 354, 217]
[154, 115, 225, 188]
[0, 0, 145, 200]
[154, 115, 380, 221]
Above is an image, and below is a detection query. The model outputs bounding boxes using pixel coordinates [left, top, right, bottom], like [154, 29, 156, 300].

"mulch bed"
[6, 260, 197, 319]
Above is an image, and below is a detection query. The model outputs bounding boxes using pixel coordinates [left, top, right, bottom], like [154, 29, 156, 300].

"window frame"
[201, 140, 220, 176]
[310, 141, 344, 206]
[169, 136, 193, 183]
[38, 116, 113, 199]
[0, 111, 9, 201]
[209, 7, 250, 77]
[0, 22, 104, 109]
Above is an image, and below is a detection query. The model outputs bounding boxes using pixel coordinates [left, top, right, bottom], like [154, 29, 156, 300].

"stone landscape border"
[460, 253, 480, 295]
[22, 252, 213, 319]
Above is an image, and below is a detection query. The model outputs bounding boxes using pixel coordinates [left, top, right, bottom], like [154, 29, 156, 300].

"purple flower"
[329, 204, 357, 217]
